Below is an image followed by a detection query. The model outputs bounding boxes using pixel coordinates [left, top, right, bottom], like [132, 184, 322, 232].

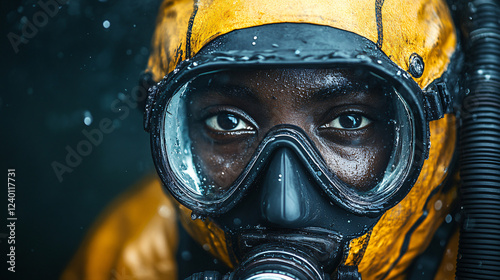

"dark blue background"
[1, 0, 162, 278]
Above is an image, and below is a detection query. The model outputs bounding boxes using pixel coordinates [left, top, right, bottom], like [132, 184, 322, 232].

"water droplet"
[158, 205, 172, 218]
[468, 2, 477, 13]
[445, 214, 452, 223]
[440, 239, 446, 247]
[434, 200, 443, 211]
[253, 36, 258, 40]
[83, 111, 93, 126]
[181, 250, 192, 261]
[102, 20, 110, 29]
[252, 42, 256, 46]
[446, 263, 454, 271]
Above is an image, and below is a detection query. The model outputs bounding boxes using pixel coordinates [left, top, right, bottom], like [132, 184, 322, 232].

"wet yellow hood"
[147, 0, 456, 89]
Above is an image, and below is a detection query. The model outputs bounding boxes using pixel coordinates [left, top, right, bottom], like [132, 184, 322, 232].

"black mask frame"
[144, 23, 455, 218]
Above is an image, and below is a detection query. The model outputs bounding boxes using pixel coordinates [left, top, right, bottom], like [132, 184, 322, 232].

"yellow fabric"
[61, 176, 178, 280]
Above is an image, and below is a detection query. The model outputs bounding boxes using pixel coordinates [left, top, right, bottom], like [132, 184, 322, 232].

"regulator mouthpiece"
[229, 244, 328, 280]
[184, 243, 363, 280]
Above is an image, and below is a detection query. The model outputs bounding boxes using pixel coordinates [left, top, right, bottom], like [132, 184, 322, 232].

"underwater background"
[2, 0, 162, 278]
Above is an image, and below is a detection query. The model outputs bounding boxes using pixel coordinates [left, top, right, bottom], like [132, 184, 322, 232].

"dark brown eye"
[205, 112, 253, 132]
[323, 114, 372, 130]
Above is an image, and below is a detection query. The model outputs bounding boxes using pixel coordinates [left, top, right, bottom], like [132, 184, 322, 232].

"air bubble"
[83, 111, 93, 126]
[202, 244, 210, 251]
[102, 20, 110, 29]
[445, 214, 452, 224]
[158, 205, 172, 218]
[434, 200, 443, 211]
[181, 251, 192, 261]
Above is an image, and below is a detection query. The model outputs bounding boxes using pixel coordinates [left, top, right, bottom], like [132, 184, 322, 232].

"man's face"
[186, 68, 394, 195]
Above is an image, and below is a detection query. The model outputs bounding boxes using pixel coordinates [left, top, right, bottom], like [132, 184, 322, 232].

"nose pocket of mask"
[260, 147, 324, 228]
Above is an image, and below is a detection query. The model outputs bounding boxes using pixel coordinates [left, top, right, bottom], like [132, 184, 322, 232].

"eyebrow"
[194, 80, 260, 102]
[311, 83, 359, 102]
[191, 76, 369, 103]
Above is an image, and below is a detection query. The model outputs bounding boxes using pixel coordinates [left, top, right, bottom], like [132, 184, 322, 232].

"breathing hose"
[457, 0, 500, 279]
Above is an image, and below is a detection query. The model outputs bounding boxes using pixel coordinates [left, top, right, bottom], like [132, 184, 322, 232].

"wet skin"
[186, 68, 394, 194]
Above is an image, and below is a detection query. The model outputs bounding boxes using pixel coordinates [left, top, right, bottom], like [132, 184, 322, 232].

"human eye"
[204, 111, 254, 133]
[321, 113, 372, 130]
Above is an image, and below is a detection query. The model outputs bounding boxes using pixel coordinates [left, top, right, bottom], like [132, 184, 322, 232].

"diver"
[62, 0, 500, 279]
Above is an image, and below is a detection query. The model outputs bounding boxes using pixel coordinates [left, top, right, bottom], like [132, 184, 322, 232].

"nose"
[260, 147, 323, 228]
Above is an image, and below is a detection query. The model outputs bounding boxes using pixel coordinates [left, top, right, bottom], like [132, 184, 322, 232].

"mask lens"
[160, 68, 414, 207]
